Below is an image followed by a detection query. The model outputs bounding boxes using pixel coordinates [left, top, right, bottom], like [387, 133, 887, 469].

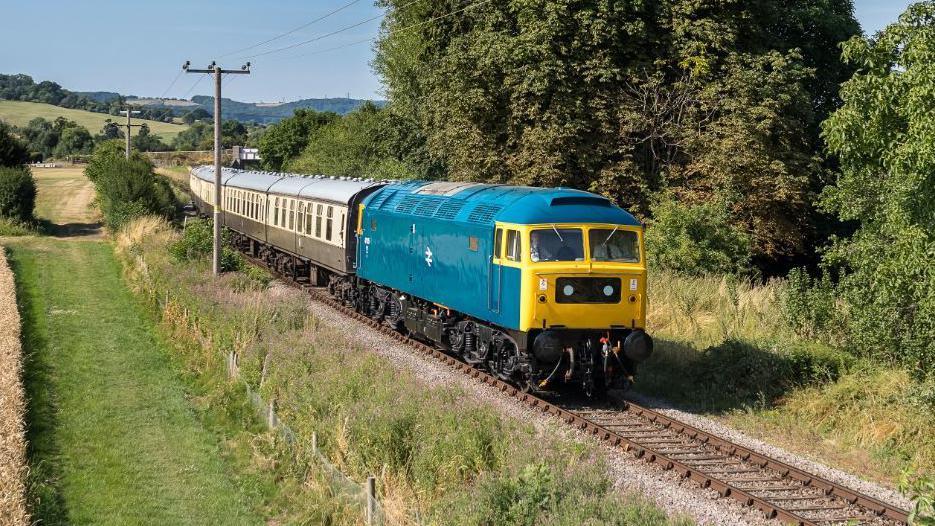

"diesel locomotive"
[190, 166, 653, 397]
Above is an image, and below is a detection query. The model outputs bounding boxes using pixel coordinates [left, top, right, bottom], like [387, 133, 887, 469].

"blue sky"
[0, 0, 917, 102]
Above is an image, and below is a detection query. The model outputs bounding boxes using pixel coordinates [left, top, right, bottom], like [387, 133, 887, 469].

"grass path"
[6, 238, 263, 525]
[32, 166, 102, 238]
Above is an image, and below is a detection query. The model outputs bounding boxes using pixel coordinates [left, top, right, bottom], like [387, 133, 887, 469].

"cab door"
[488, 228, 503, 313]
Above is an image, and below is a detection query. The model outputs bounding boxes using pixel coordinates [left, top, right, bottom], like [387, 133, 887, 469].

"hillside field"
[0, 100, 188, 141]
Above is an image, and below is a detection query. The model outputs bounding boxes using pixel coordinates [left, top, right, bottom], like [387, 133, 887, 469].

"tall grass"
[0, 246, 28, 526]
[642, 270, 935, 482]
[116, 217, 692, 526]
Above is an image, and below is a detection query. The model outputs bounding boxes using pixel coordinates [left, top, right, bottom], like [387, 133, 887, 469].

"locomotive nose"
[623, 329, 653, 362]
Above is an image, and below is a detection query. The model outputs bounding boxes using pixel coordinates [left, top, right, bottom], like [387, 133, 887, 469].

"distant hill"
[132, 96, 385, 124]
[76, 91, 122, 103]
[0, 100, 188, 141]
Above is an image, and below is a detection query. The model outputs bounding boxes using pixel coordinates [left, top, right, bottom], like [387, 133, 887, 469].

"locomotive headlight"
[602, 285, 614, 297]
[563, 284, 575, 296]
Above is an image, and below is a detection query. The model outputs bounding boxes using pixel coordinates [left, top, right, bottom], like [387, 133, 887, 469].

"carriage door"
[488, 228, 503, 313]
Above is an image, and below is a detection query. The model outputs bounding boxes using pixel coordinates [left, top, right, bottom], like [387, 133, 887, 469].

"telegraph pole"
[182, 60, 251, 276]
[121, 108, 143, 159]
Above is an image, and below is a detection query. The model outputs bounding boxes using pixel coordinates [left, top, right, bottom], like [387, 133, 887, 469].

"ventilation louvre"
[467, 203, 502, 224]
[434, 200, 466, 220]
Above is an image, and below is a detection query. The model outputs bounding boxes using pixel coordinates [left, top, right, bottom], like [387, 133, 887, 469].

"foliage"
[373, 0, 859, 266]
[0, 121, 30, 166]
[181, 108, 211, 124]
[18, 116, 93, 160]
[901, 470, 935, 526]
[819, 2, 935, 374]
[780, 268, 839, 341]
[645, 196, 751, 276]
[85, 140, 176, 230]
[258, 109, 337, 171]
[169, 218, 243, 272]
[0, 166, 36, 222]
[171, 120, 248, 151]
[287, 103, 410, 179]
[131, 123, 170, 152]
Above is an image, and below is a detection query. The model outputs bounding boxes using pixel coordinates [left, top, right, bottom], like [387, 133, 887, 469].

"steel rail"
[236, 249, 910, 526]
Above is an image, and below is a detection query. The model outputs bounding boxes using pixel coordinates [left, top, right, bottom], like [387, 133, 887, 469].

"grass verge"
[639, 271, 934, 484]
[116, 216, 694, 526]
[7, 237, 265, 525]
[0, 245, 29, 525]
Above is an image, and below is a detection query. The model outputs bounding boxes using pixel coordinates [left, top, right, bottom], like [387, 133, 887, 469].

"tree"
[373, 0, 860, 268]
[181, 108, 211, 124]
[0, 166, 36, 222]
[819, 2, 935, 374]
[85, 140, 175, 229]
[131, 123, 170, 152]
[258, 108, 337, 170]
[97, 120, 124, 141]
[287, 103, 409, 179]
[53, 125, 94, 158]
[0, 121, 30, 167]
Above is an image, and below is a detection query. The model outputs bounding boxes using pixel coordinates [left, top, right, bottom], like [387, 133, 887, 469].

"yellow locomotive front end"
[498, 222, 652, 396]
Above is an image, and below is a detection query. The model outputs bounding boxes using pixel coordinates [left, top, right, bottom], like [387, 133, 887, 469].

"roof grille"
[467, 203, 502, 223]
[434, 200, 466, 220]
[395, 195, 420, 214]
[369, 189, 394, 209]
[413, 197, 443, 217]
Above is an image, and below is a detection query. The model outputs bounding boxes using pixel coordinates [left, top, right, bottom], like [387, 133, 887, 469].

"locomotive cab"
[491, 221, 652, 396]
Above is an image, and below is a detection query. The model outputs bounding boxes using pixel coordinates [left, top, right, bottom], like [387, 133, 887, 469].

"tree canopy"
[374, 0, 860, 267]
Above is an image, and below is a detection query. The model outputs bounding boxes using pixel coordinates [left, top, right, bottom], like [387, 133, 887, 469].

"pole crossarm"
[182, 60, 251, 276]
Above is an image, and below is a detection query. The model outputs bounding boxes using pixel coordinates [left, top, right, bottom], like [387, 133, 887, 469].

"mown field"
[0, 100, 187, 141]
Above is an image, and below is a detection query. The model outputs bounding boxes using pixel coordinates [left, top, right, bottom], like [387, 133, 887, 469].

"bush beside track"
[0, 246, 28, 526]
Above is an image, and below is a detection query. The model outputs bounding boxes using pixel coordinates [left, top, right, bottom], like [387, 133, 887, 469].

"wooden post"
[267, 399, 276, 429]
[366, 475, 376, 526]
[311, 432, 318, 455]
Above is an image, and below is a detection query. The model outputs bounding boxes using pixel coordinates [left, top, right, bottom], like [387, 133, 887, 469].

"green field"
[0, 100, 188, 141]
[6, 238, 264, 525]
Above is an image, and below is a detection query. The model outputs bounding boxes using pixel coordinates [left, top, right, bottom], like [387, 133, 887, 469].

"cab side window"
[494, 228, 503, 259]
[506, 230, 521, 262]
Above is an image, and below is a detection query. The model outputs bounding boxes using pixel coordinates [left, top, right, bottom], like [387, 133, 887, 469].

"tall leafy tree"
[374, 0, 859, 266]
[820, 2, 935, 373]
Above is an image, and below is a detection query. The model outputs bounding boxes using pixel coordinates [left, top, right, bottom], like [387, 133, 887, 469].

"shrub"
[645, 197, 752, 276]
[85, 140, 176, 230]
[0, 166, 36, 222]
[780, 268, 839, 341]
[169, 218, 243, 272]
[0, 121, 30, 167]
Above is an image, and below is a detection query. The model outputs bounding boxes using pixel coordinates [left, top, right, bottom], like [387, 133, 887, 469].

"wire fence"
[232, 350, 398, 525]
[135, 253, 412, 525]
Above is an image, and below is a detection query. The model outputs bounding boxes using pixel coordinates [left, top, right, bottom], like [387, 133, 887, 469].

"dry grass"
[0, 246, 28, 526]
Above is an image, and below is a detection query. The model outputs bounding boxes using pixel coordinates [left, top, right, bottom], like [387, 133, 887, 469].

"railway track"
[241, 251, 910, 526]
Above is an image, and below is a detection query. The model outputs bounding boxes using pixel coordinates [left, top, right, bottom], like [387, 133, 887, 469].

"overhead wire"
[281, 0, 494, 62]
[218, 0, 363, 58]
[181, 73, 208, 99]
[240, 0, 424, 60]
[158, 69, 185, 99]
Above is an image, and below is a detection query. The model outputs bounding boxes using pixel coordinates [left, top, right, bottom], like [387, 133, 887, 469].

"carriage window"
[494, 228, 503, 258]
[289, 200, 295, 230]
[315, 204, 323, 238]
[273, 198, 280, 226]
[326, 206, 334, 241]
[370, 218, 377, 231]
[297, 202, 305, 232]
[305, 206, 313, 234]
[506, 230, 522, 262]
[339, 212, 345, 239]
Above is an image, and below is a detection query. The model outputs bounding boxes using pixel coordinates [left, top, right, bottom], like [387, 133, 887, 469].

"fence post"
[312, 432, 317, 455]
[267, 399, 276, 429]
[366, 475, 376, 526]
